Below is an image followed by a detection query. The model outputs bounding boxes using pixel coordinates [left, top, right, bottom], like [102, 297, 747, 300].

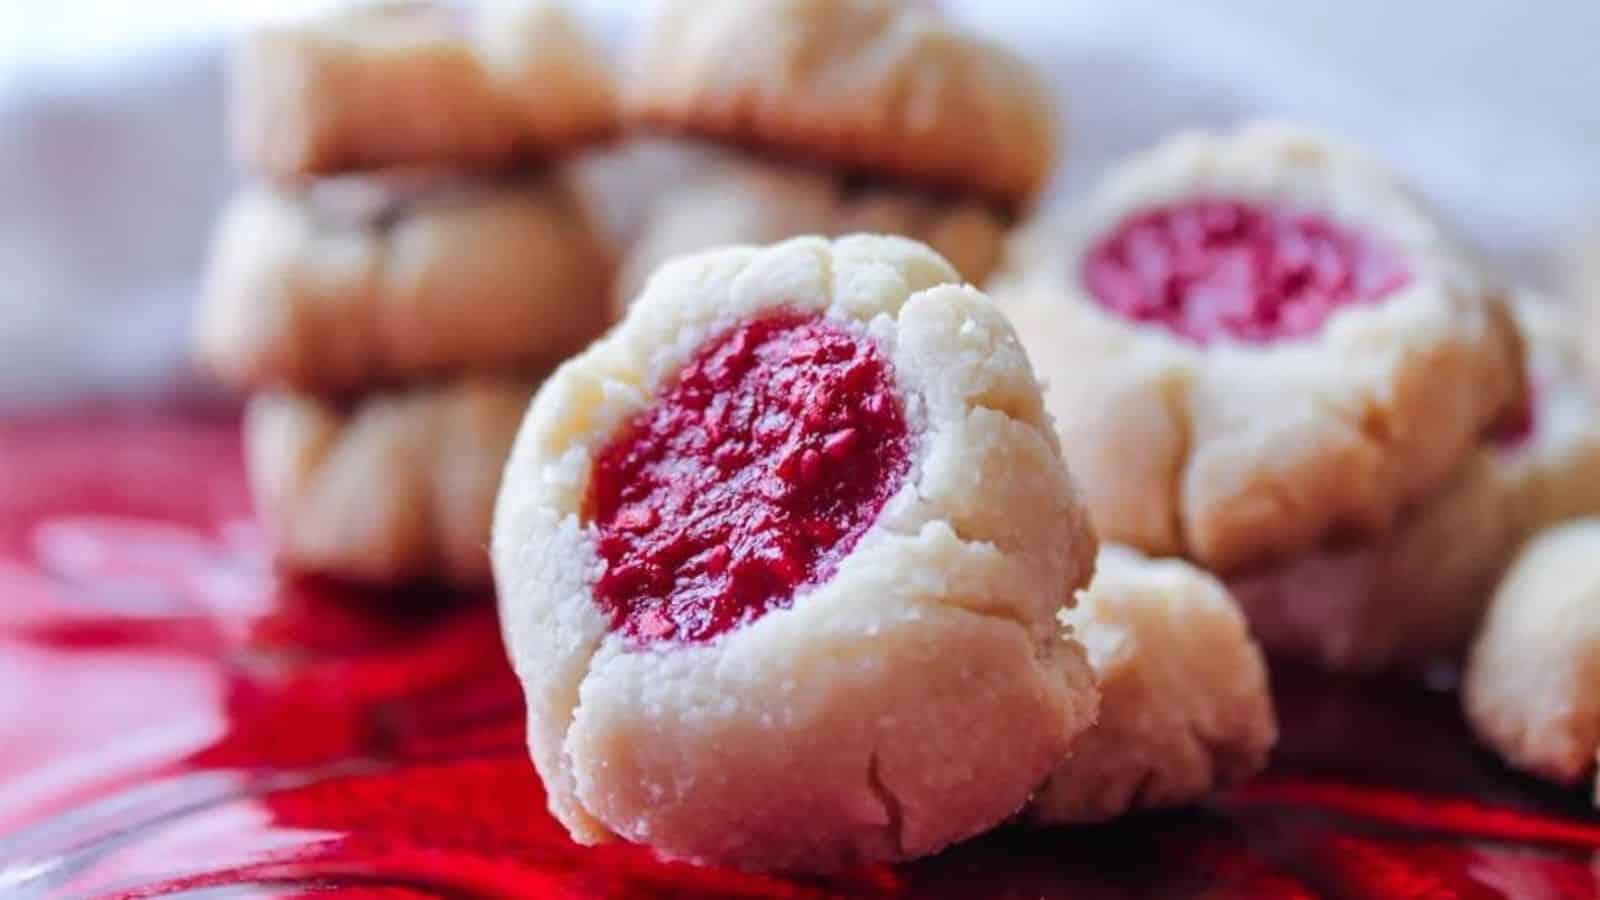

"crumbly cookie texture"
[1229, 292, 1600, 672]
[232, 0, 618, 176]
[195, 174, 612, 393]
[626, 0, 1057, 211]
[998, 122, 1523, 573]
[1028, 545, 1275, 825]
[1464, 518, 1600, 801]
[493, 235, 1098, 871]
[616, 156, 1008, 309]
[247, 376, 535, 588]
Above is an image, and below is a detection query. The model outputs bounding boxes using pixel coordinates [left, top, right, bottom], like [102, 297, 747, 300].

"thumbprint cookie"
[1000, 123, 1522, 573]
[492, 235, 1099, 870]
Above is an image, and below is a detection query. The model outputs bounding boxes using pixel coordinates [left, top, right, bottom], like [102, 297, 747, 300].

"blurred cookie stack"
[194, 0, 618, 589]
[610, 0, 1058, 309]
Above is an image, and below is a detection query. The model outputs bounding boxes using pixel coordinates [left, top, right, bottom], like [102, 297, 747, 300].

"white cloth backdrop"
[1, 0, 1596, 410]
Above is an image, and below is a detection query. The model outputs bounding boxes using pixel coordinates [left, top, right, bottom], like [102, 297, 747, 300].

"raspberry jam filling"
[587, 313, 912, 645]
[1083, 198, 1411, 343]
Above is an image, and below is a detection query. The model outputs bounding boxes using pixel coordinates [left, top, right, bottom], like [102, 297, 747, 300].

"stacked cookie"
[998, 123, 1532, 673]
[611, 0, 1056, 310]
[195, 1, 618, 588]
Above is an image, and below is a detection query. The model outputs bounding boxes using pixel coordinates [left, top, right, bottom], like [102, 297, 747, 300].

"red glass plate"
[2, 409, 1598, 899]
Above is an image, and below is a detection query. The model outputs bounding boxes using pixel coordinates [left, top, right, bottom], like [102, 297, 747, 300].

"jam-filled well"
[1083, 198, 1411, 344]
[587, 313, 911, 645]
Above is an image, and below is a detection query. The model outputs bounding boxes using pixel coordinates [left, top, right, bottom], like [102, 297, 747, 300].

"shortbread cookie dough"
[493, 236, 1099, 871]
[999, 123, 1523, 572]
[247, 376, 535, 588]
[196, 174, 612, 393]
[1229, 292, 1600, 672]
[232, 0, 618, 176]
[627, 0, 1057, 211]
[1028, 545, 1275, 825]
[617, 158, 1007, 307]
[1464, 518, 1600, 800]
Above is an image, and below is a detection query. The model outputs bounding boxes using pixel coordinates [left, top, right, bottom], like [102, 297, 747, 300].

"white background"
[1, 0, 1596, 410]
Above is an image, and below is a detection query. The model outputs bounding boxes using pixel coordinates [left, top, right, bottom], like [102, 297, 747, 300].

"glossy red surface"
[3, 410, 1598, 899]
[1083, 199, 1410, 343]
[589, 314, 909, 645]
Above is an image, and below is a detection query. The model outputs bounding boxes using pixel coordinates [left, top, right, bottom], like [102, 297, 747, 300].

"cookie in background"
[232, 0, 618, 177]
[615, 154, 1008, 311]
[992, 122, 1545, 673]
[615, 0, 1057, 300]
[196, 0, 620, 589]
[196, 173, 612, 393]
[1463, 518, 1600, 805]
[1228, 291, 1600, 672]
[1028, 545, 1276, 825]
[247, 376, 536, 589]
[997, 122, 1522, 576]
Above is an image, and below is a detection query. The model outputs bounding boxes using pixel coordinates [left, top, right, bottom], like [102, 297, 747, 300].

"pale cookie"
[998, 122, 1523, 573]
[627, 0, 1057, 211]
[1230, 292, 1600, 672]
[492, 235, 1098, 871]
[247, 376, 535, 588]
[1464, 518, 1600, 801]
[616, 156, 1007, 308]
[196, 173, 612, 393]
[1028, 545, 1275, 825]
[232, 0, 617, 177]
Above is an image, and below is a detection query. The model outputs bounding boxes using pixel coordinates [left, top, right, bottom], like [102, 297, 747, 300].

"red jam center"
[1083, 198, 1411, 343]
[587, 313, 911, 645]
